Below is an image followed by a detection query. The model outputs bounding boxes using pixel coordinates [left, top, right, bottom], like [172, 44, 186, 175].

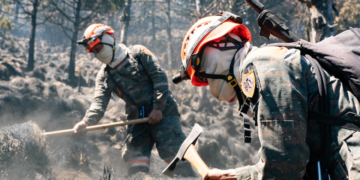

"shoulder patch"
[241, 70, 256, 98]
[142, 48, 152, 56]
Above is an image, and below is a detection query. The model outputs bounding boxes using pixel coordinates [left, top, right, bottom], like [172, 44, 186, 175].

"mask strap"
[224, 34, 243, 46]
[229, 49, 244, 109]
[99, 40, 116, 65]
[198, 45, 253, 143]
[197, 47, 244, 108]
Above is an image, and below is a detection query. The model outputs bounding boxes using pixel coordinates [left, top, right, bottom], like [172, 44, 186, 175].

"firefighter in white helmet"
[74, 23, 195, 176]
[174, 12, 360, 180]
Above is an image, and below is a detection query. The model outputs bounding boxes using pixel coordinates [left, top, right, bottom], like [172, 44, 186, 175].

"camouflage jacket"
[82, 45, 179, 125]
[235, 46, 360, 179]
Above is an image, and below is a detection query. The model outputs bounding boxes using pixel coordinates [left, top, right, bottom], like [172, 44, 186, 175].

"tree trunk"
[141, 3, 146, 45]
[151, 0, 156, 41]
[231, 0, 242, 14]
[120, 0, 131, 45]
[14, 2, 20, 25]
[193, 0, 209, 110]
[68, 0, 81, 85]
[300, 0, 336, 42]
[107, 12, 111, 27]
[193, 0, 210, 111]
[26, 0, 39, 71]
[195, 0, 202, 18]
[165, 0, 173, 70]
[198, 86, 211, 111]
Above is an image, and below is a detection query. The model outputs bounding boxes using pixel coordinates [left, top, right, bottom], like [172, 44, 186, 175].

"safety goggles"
[77, 36, 100, 52]
[77, 26, 111, 51]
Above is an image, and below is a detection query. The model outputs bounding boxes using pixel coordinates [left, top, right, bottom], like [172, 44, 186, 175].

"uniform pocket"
[170, 125, 186, 146]
[172, 126, 182, 135]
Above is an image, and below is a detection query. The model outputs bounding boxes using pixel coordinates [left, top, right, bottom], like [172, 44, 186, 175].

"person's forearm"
[82, 108, 104, 125]
[84, 70, 112, 125]
[139, 50, 169, 111]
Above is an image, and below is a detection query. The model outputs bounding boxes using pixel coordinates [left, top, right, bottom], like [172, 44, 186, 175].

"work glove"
[73, 120, 89, 136]
[148, 109, 162, 124]
[203, 168, 237, 180]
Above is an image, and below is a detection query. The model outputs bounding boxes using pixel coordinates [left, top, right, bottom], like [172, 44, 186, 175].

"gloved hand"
[148, 109, 162, 124]
[203, 168, 237, 180]
[73, 120, 89, 136]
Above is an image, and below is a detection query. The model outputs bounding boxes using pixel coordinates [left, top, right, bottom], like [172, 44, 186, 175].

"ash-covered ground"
[0, 32, 260, 180]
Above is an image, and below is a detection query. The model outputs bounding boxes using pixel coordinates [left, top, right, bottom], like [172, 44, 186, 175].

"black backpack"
[269, 27, 360, 101]
[263, 28, 360, 136]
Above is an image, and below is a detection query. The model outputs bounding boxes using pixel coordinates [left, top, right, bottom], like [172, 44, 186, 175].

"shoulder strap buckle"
[226, 74, 238, 87]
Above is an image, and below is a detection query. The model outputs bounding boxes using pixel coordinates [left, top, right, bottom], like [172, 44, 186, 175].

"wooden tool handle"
[42, 118, 148, 137]
[183, 144, 209, 178]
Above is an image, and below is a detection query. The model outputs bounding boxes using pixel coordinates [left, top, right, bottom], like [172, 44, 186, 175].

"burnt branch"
[50, 0, 75, 23]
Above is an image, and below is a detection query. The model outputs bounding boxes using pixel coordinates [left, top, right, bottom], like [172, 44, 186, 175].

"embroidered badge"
[143, 48, 152, 56]
[241, 70, 256, 98]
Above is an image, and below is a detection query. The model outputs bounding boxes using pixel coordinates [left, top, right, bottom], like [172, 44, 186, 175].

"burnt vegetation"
[0, 0, 359, 179]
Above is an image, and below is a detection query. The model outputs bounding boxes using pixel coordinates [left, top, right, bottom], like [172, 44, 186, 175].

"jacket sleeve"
[235, 47, 311, 179]
[82, 67, 112, 125]
[138, 47, 169, 111]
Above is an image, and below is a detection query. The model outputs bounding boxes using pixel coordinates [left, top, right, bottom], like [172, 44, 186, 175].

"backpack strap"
[128, 45, 153, 82]
[308, 111, 360, 131]
[306, 55, 331, 178]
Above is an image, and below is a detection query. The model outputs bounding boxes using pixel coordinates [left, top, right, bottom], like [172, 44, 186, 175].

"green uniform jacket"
[82, 45, 179, 125]
[235, 46, 360, 179]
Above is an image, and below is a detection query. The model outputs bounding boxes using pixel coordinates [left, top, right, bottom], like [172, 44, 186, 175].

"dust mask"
[95, 34, 128, 68]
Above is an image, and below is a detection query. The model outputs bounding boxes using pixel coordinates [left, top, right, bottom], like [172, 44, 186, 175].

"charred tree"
[198, 86, 211, 112]
[140, 2, 146, 45]
[50, 0, 124, 86]
[165, 0, 173, 70]
[12, 0, 50, 71]
[50, 0, 86, 85]
[120, 0, 131, 45]
[195, 0, 203, 18]
[14, 2, 20, 25]
[27, 0, 39, 71]
[299, 0, 337, 42]
[151, 0, 156, 41]
[193, 0, 210, 111]
[68, 0, 81, 82]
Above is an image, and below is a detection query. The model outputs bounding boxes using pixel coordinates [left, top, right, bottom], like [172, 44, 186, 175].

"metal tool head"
[162, 123, 203, 177]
